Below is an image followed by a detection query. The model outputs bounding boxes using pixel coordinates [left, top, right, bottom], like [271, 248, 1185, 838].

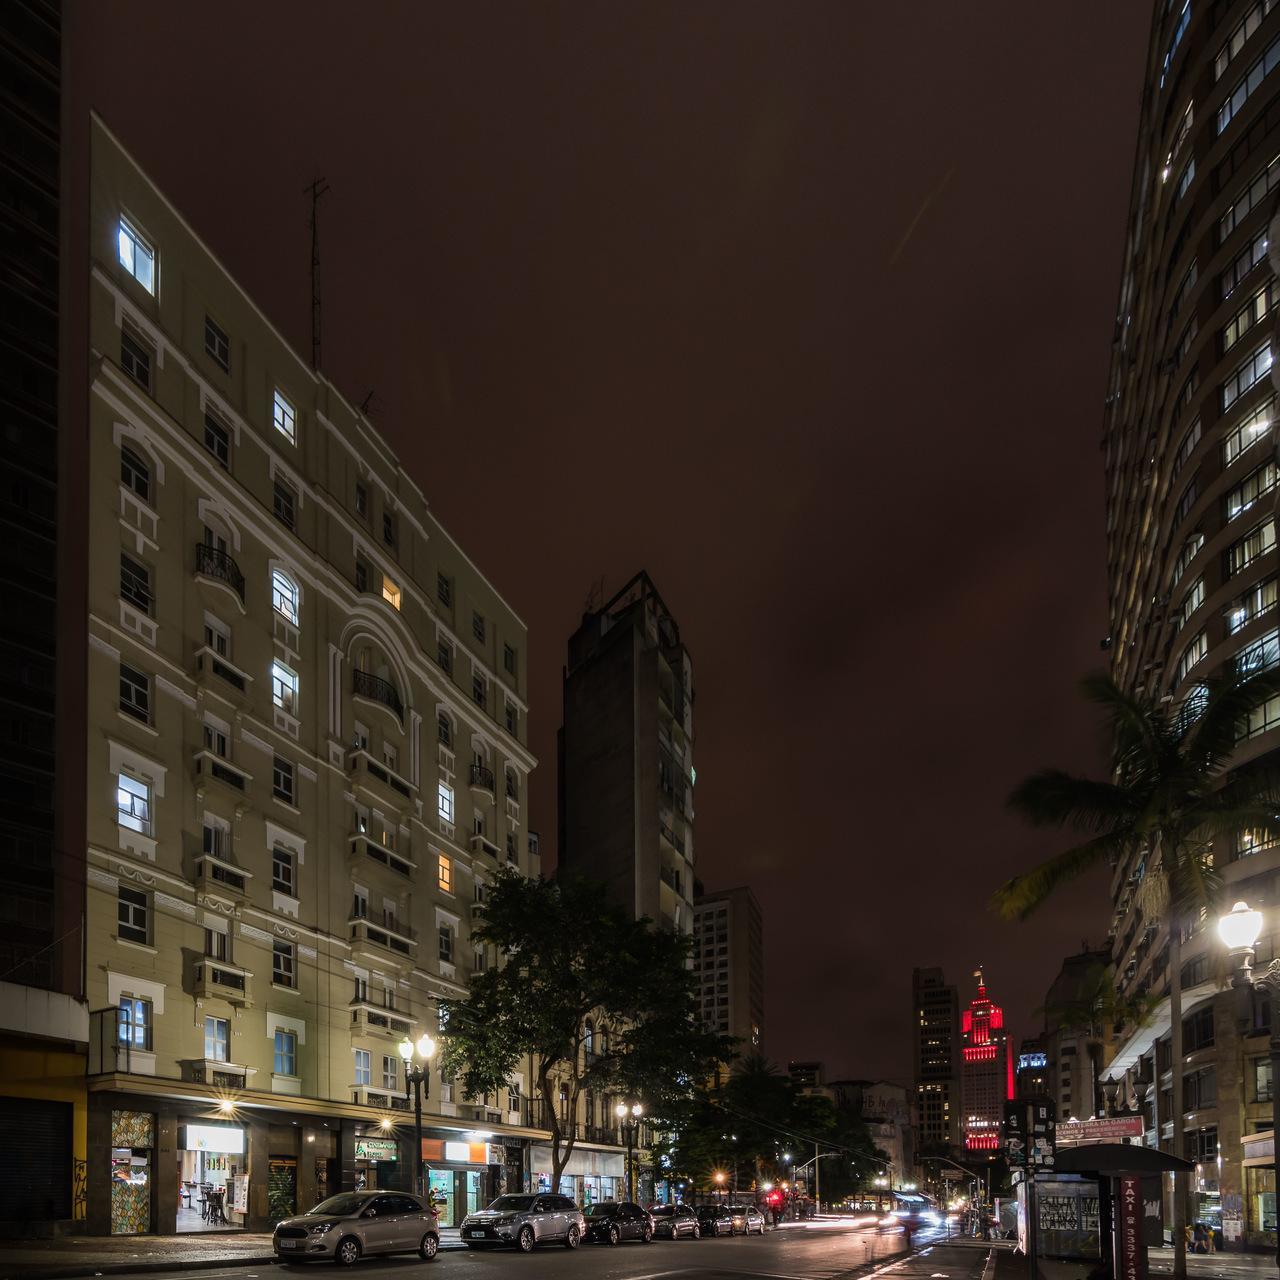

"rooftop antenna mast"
[305, 178, 330, 369]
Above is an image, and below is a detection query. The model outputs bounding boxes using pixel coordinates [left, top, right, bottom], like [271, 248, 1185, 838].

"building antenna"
[359, 390, 376, 417]
[305, 178, 331, 370]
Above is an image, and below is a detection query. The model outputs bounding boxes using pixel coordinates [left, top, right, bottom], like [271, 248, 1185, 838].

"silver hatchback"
[273, 1190, 440, 1266]
[461, 1192, 585, 1251]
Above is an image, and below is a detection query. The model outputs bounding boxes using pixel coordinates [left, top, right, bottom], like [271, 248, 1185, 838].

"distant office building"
[912, 967, 960, 1152]
[960, 969, 1012, 1152]
[693, 885, 764, 1052]
[830, 1080, 916, 1184]
[1015, 1036, 1050, 1099]
[788, 1060, 824, 1091]
[558, 572, 695, 933]
[1042, 948, 1111, 1122]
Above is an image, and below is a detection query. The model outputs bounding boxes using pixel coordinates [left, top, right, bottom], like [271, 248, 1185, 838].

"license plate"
[278, 1240, 297, 1249]
[466, 1230, 484, 1238]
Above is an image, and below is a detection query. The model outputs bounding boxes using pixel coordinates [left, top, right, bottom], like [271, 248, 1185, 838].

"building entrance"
[176, 1122, 245, 1232]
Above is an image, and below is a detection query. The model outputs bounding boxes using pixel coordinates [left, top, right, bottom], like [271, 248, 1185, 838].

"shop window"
[274, 1029, 297, 1076]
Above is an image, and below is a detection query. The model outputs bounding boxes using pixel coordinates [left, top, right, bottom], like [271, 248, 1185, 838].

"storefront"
[421, 1138, 506, 1225]
[351, 1134, 401, 1191]
[530, 1144, 624, 1206]
[176, 1121, 246, 1232]
[1242, 1131, 1276, 1251]
[110, 1109, 154, 1235]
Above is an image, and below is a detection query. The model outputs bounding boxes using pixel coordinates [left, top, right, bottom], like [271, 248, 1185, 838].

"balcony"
[181, 1058, 253, 1088]
[193, 748, 250, 793]
[350, 915, 416, 960]
[350, 833, 415, 879]
[348, 749, 415, 804]
[194, 960, 250, 1006]
[350, 1002, 413, 1040]
[194, 543, 245, 604]
[659, 865, 683, 897]
[469, 763, 495, 795]
[194, 646, 252, 704]
[195, 854, 251, 897]
[659, 821, 686, 856]
[469, 833, 501, 860]
[352, 669, 404, 722]
[351, 1086, 410, 1111]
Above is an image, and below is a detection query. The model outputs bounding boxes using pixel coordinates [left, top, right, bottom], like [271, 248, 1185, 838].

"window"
[472, 611, 486, 642]
[274, 1029, 297, 1076]
[438, 924, 454, 964]
[1175, 156, 1196, 200]
[271, 662, 299, 715]
[202, 818, 228, 861]
[117, 217, 155, 293]
[1174, 481, 1197, 526]
[1226, 519, 1276, 575]
[205, 315, 230, 370]
[1226, 460, 1279, 520]
[1184, 1006, 1215, 1052]
[472, 673, 486, 708]
[437, 640, 453, 674]
[508, 1083, 521, 1113]
[116, 773, 151, 834]
[273, 479, 296, 530]
[353, 722, 369, 752]
[437, 572, 452, 606]
[202, 718, 228, 760]
[437, 782, 454, 824]
[273, 939, 296, 988]
[1160, 0, 1190, 87]
[271, 845, 295, 895]
[204, 926, 228, 960]
[273, 390, 296, 444]
[1175, 630, 1208, 684]
[117, 886, 149, 944]
[1184, 1066, 1217, 1109]
[120, 445, 151, 501]
[205, 1015, 230, 1062]
[1237, 628, 1280, 675]
[1218, 1, 1277, 81]
[354, 976, 368, 1003]
[1223, 282, 1274, 354]
[120, 553, 152, 614]
[273, 756, 295, 804]
[119, 663, 151, 723]
[474, 946, 487, 973]
[1224, 343, 1274, 410]
[437, 714, 452, 747]
[505, 702, 517, 734]
[204, 413, 230, 469]
[1220, 150, 1280, 242]
[354, 1048, 371, 1086]
[118, 996, 151, 1049]
[382, 510, 397, 548]
[438, 854, 452, 893]
[382, 1054, 398, 1091]
[1172, 259, 1198, 315]
[1173, 533, 1205, 586]
[504, 643, 516, 675]
[1229, 575, 1278, 633]
[355, 560, 368, 592]
[1184, 1125, 1219, 1162]
[352, 884, 369, 919]
[1222, 230, 1269, 300]
[381, 575, 401, 610]
[1217, 32, 1280, 135]
[204, 616, 229, 656]
[1255, 1056, 1274, 1101]
[1177, 578, 1204, 631]
[506, 771, 519, 801]
[355, 482, 367, 518]
[272, 570, 299, 624]
[1224, 393, 1275, 466]
[382, 742, 398, 772]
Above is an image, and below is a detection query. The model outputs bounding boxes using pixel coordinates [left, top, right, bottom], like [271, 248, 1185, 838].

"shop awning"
[1053, 1143, 1193, 1175]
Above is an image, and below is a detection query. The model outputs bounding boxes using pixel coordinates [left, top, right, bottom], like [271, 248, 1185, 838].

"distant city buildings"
[1015, 1036, 1050, 1100]
[693, 885, 764, 1051]
[830, 1079, 915, 1186]
[558, 572, 695, 934]
[959, 969, 1011, 1152]
[912, 967, 960, 1154]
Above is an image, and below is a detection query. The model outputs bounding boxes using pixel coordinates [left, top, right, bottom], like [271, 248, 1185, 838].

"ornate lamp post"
[398, 1032, 437, 1198]
[615, 1102, 643, 1202]
[1218, 900, 1280, 1266]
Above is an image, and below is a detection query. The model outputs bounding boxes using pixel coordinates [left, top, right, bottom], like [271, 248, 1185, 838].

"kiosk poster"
[1004, 1101, 1027, 1168]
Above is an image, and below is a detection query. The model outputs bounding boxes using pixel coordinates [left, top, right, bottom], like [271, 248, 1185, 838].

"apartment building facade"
[1100, 0, 1280, 1251]
[693, 885, 764, 1052]
[558, 572, 695, 934]
[911, 967, 960, 1155]
[80, 115, 562, 1236]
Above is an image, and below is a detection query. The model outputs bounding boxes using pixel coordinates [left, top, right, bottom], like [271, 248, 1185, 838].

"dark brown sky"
[68, 2, 1154, 1081]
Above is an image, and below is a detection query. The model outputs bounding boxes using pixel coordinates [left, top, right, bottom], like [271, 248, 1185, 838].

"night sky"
[68, 3, 1155, 1082]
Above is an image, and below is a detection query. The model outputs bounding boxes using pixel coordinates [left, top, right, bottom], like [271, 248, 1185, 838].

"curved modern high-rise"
[1103, 0, 1280, 1248]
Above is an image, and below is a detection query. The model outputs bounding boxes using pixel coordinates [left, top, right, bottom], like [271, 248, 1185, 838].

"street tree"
[994, 669, 1280, 1278]
[438, 869, 730, 1191]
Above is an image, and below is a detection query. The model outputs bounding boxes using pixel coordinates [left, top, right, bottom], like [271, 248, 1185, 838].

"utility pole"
[304, 178, 330, 370]
[814, 1142, 820, 1213]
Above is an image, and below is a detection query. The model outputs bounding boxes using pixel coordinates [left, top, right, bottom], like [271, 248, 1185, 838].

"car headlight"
[492, 1215, 516, 1225]
[309, 1221, 336, 1235]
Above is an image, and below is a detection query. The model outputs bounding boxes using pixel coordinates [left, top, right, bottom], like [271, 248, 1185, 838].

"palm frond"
[992, 831, 1129, 921]
[1183, 669, 1280, 774]
[1007, 770, 1138, 832]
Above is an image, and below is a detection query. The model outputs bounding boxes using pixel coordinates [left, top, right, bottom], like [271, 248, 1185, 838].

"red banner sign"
[1118, 1175, 1146, 1280]
[1057, 1117, 1145, 1144]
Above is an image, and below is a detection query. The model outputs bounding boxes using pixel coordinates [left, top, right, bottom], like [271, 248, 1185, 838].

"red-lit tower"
[960, 968, 1013, 1151]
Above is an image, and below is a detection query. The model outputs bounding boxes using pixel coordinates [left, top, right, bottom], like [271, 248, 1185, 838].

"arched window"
[272, 570, 299, 624]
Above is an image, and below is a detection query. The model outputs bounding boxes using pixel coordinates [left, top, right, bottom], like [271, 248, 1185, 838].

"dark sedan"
[695, 1204, 735, 1237]
[651, 1203, 700, 1239]
[583, 1201, 654, 1245]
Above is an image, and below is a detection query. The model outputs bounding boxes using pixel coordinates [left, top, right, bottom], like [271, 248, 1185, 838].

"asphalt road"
[74, 1223, 979, 1280]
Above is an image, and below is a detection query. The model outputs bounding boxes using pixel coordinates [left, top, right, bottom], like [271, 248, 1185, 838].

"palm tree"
[994, 669, 1280, 1279]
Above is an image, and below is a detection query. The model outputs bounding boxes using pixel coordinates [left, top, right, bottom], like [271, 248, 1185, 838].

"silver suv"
[461, 1192, 585, 1251]
[273, 1190, 440, 1266]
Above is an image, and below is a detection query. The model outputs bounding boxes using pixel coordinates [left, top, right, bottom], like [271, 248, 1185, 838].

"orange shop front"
[422, 1139, 503, 1226]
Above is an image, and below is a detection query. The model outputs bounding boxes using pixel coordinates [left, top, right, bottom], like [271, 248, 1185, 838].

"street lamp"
[398, 1032, 437, 1197]
[1218, 900, 1280, 1271]
[615, 1101, 643, 1202]
[713, 1170, 727, 1202]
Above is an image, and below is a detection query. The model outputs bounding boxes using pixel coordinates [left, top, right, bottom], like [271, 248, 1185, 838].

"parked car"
[583, 1200, 655, 1245]
[651, 1203, 701, 1239]
[272, 1190, 440, 1266]
[731, 1204, 767, 1235]
[459, 1193, 584, 1252]
[696, 1204, 735, 1237]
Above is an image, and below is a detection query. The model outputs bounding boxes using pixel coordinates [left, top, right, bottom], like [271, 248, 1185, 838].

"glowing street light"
[398, 1032, 437, 1197]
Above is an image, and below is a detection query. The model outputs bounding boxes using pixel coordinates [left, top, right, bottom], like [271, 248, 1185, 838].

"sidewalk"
[0, 1227, 466, 1279]
[997, 1244, 1275, 1280]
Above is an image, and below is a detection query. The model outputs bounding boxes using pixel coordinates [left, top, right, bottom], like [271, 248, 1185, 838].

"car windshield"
[585, 1203, 619, 1217]
[309, 1194, 370, 1217]
[650, 1206, 674, 1217]
[697, 1206, 720, 1216]
[487, 1195, 536, 1212]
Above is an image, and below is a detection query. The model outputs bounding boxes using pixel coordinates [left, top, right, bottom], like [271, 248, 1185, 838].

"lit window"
[1175, 631, 1208, 685]
[1218, 31, 1280, 135]
[382, 575, 401, 610]
[1224, 394, 1275, 466]
[273, 390, 296, 443]
[1226, 519, 1276, 576]
[118, 996, 151, 1049]
[271, 661, 299, 714]
[1225, 460, 1279, 520]
[437, 782, 454, 824]
[274, 1029, 297, 1076]
[438, 854, 452, 893]
[1223, 343, 1272, 411]
[272, 570, 299, 624]
[118, 217, 155, 293]
[116, 773, 151, 834]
